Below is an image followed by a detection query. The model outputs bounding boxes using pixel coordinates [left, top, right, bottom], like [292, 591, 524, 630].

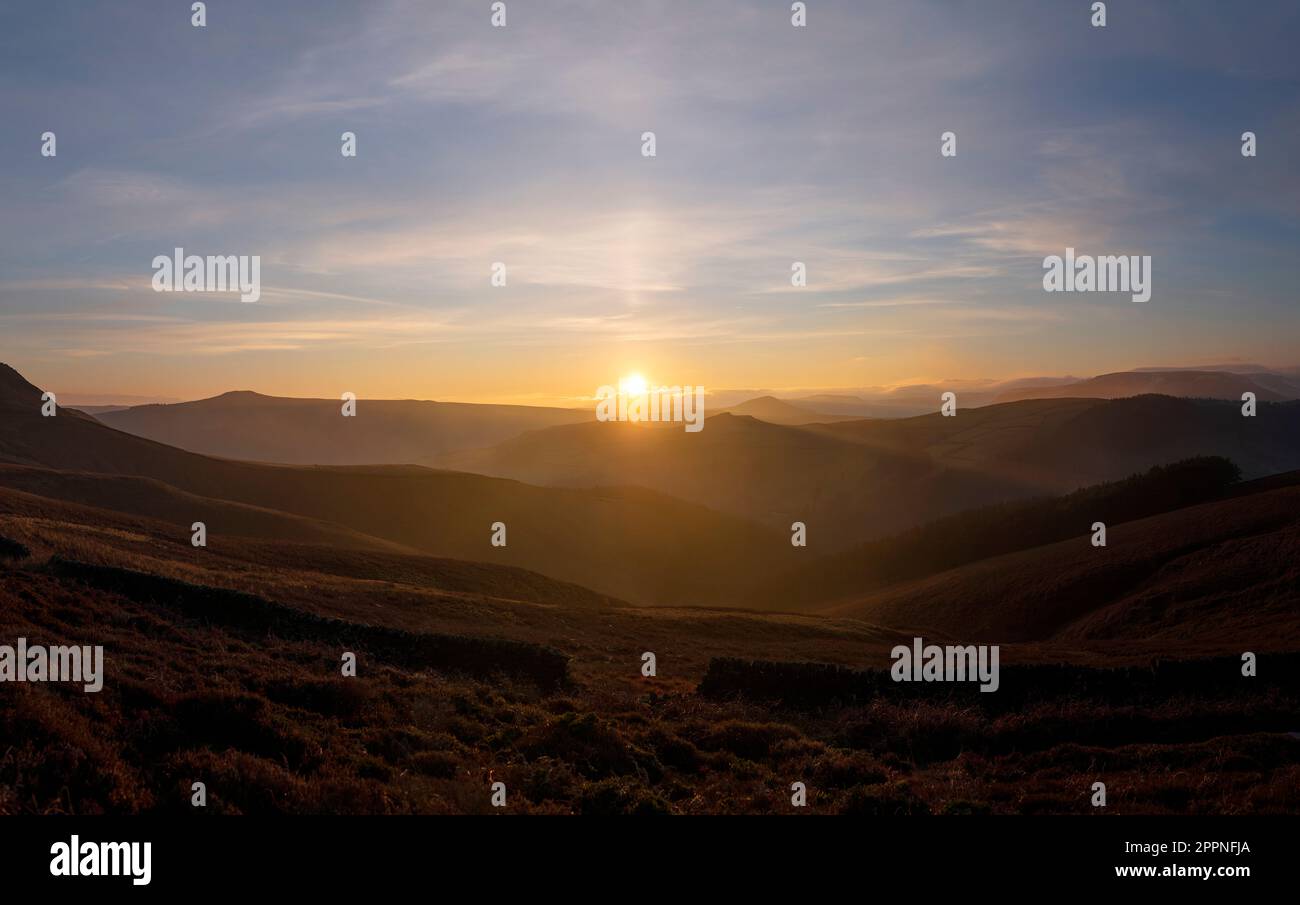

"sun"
[620, 373, 648, 396]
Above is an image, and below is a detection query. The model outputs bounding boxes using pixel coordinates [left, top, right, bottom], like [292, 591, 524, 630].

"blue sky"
[1, 0, 1297, 403]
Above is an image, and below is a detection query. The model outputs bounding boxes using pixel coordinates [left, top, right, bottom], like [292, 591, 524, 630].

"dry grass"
[1, 475, 1297, 815]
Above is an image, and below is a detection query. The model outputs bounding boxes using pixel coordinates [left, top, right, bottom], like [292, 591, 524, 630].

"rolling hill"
[3, 361, 1298, 816]
[437, 411, 1042, 547]
[94, 390, 591, 465]
[746, 456, 1249, 611]
[819, 474, 1300, 646]
[992, 369, 1300, 403]
[809, 395, 1300, 489]
[716, 395, 859, 425]
[0, 363, 792, 606]
[438, 395, 1300, 548]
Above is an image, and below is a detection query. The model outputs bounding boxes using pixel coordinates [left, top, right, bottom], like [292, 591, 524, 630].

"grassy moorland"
[2, 481, 1297, 815]
[1, 362, 1298, 814]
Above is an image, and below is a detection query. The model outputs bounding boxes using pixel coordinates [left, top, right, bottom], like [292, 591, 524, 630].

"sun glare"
[621, 373, 648, 396]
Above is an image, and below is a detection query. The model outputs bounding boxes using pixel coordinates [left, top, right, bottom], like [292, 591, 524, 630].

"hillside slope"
[992, 369, 1300, 403]
[717, 395, 859, 425]
[821, 481, 1300, 646]
[811, 395, 1300, 489]
[439, 412, 1045, 547]
[0, 363, 791, 606]
[749, 457, 1248, 611]
[95, 390, 590, 465]
[440, 395, 1300, 547]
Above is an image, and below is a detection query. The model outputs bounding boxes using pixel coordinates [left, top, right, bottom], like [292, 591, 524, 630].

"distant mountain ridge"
[8, 360, 1300, 610]
[750, 368, 1299, 418]
[94, 389, 592, 465]
[0, 362, 793, 606]
[993, 369, 1300, 403]
[440, 394, 1300, 548]
[716, 395, 860, 424]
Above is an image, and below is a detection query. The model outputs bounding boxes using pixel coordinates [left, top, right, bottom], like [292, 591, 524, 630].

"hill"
[811, 395, 1300, 490]
[992, 369, 1300, 404]
[94, 390, 591, 465]
[820, 477, 1300, 646]
[748, 456, 1250, 610]
[440, 395, 1300, 548]
[3, 362, 1298, 815]
[0, 463, 412, 554]
[3, 481, 1295, 815]
[438, 411, 1042, 547]
[716, 395, 859, 425]
[0, 363, 792, 606]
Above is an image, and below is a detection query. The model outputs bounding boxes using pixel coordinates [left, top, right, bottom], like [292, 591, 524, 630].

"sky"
[0, 0, 1297, 405]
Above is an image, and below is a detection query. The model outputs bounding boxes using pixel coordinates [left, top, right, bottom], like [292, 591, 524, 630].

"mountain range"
[4, 359, 1299, 815]
[8, 362, 1297, 595]
[0, 364, 788, 606]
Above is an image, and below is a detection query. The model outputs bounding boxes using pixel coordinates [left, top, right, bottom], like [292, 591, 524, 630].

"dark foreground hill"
[2, 488, 1296, 815]
[819, 476, 1300, 646]
[0, 488, 912, 814]
[750, 456, 1248, 610]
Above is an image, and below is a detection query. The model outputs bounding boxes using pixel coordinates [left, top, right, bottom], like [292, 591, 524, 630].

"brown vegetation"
[1, 362, 1297, 814]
